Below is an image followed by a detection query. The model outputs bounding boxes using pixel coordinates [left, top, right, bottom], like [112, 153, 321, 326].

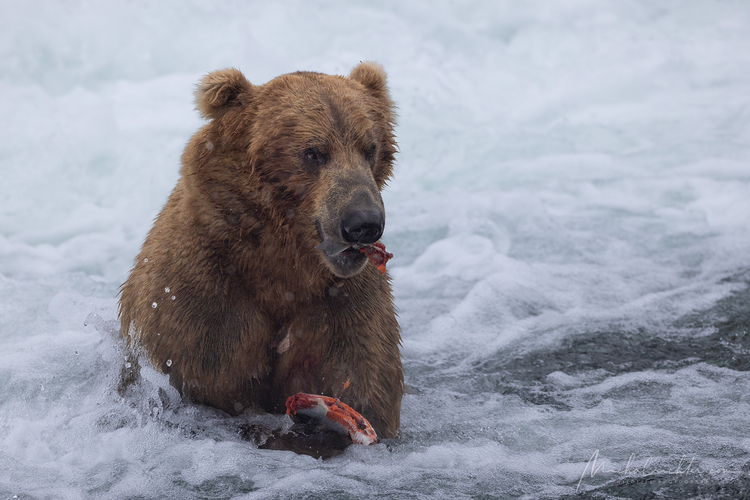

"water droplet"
[166, 359, 172, 367]
[152, 302, 157, 308]
[125, 362, 131, 368]
[165, 287, 171, 293]
[171, 295, 176, 300]
[144, 258, 149, 263]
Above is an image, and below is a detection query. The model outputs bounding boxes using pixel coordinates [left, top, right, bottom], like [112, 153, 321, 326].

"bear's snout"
[315, 184, 386, 278]
[341, 210, 384, 245]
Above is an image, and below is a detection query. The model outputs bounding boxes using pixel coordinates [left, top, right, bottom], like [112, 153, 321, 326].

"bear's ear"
[195, 68, 253, 120]
[349, 62, 389, 99]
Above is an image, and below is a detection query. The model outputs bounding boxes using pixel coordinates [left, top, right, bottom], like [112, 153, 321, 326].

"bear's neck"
[233, 231, 332, 316]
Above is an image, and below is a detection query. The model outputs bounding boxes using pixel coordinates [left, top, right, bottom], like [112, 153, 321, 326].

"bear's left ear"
[349, 62, 390, 101]
[195, 68, 254, 120]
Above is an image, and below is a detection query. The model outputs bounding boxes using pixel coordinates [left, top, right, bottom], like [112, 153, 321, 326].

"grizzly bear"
[118, 62, 403, 439]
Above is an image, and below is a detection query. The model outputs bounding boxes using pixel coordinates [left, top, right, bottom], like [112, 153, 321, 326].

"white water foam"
[2, 1, 750, 498]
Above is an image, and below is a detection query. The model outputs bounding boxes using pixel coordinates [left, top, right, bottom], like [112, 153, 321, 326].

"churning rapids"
[2, 1, 750, 498]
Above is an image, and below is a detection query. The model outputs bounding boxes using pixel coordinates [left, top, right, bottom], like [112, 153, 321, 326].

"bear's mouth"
[314, 221, 371, 278]
[315, 235, 372, 258]
[316, 240, 369, 278]
[316, 241, 392, 278]
[315, 238, 352, 257]
[315, 237, 370, 260]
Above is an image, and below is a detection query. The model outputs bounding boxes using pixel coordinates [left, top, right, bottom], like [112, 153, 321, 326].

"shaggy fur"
[118, 62, 403, 438]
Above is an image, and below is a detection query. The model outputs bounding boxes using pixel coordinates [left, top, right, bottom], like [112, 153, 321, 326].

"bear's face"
[188, 63, 397, 279]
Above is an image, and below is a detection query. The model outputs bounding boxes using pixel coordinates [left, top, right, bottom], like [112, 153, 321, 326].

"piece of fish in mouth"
[358, 242, 393, 274]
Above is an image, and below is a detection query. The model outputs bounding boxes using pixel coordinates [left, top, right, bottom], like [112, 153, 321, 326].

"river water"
[2, 1, 750, 498]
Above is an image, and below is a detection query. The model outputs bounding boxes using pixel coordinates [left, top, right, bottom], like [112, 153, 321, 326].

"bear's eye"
[364, 144, 377, 163]
[302, 147, 326, 166]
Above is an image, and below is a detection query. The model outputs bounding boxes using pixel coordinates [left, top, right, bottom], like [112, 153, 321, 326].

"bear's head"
[183, 62, 397, 280]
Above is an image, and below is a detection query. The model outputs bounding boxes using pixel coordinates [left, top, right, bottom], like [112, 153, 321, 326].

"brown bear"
[118, 62, 403, 439]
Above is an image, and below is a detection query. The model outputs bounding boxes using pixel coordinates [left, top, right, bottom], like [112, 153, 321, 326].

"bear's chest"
[270, 322, 358, 405]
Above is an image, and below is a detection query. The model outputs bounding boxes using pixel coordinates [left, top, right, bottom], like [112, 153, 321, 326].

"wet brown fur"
[118, 63, 403, 438]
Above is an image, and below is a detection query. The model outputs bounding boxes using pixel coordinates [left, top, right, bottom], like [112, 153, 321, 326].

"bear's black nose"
[341, 211, 384, 245]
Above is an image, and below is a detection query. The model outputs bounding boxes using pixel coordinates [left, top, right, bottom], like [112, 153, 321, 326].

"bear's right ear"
[195, 68, 253, 120]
